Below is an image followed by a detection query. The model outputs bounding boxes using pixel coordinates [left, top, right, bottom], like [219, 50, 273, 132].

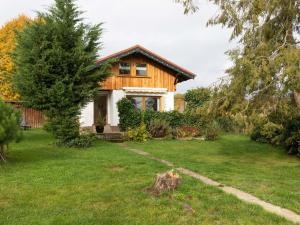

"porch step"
[103, 132, 124, 142]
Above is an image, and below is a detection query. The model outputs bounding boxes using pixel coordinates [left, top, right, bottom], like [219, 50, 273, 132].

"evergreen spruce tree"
[0, 100, 21, 162]
[13, 0, 110, 146]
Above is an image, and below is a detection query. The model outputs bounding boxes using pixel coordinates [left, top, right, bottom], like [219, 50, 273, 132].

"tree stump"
[147, 170, 181, 195]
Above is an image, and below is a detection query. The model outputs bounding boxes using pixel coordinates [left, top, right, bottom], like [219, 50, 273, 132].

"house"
[79, 45, 196, 131]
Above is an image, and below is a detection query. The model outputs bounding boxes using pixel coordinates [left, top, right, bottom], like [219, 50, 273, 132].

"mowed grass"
[128, 134, 300, 215]
[0, 130, 295, 225]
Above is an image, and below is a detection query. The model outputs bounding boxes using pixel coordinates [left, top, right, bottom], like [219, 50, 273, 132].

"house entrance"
[94, 95, 107, 126]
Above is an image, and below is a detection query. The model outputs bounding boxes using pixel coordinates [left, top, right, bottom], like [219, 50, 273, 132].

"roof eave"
[95, 48, 196, 81]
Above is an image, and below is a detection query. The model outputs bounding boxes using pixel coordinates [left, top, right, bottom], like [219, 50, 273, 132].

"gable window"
[136, 64, 147, 76]
[119, 62, 131, 75]
[127, 96, 160, 111]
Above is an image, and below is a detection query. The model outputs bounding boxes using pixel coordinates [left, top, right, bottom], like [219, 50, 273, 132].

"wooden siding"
[5, 102, 45, 128]
[100, 55, 177, 91]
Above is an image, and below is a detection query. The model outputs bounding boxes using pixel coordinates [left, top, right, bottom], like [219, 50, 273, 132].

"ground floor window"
[127, 96, 160, 111]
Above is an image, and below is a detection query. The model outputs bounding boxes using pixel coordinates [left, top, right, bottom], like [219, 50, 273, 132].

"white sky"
[0, 0, 236, 92]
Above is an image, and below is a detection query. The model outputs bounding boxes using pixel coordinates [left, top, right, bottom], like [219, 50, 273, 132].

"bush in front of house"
[148, 119, 172, 138]
[117, 98, 216, 140]
[117, 98, 142, 131]
[126, 123, 150, 142]
[175, 125, 200, 139]
[0, 101, 22, 161]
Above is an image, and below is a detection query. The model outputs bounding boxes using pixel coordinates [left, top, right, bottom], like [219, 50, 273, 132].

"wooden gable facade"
[96, 45, 196, 92]
[100, 55, 177, 92]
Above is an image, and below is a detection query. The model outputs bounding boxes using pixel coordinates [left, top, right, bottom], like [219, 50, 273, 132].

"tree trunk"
[0, 145, 6, 162]
[147, 170, 181, 195]
[294, 91, 300, 107]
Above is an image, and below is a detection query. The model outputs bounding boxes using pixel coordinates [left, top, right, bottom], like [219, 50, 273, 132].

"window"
[128, 96, 160, 111]
[119, 62, 131, 75]
[145, 97, 159, 111]
[136, 64, 147, 76]
[130, 97, 143, 110]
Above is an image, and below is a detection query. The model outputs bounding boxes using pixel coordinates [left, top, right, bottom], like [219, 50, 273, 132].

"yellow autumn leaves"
[0, 15, 31, 101]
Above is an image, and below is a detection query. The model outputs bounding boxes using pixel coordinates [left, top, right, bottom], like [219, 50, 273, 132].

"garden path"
[119, 143, 300, 224]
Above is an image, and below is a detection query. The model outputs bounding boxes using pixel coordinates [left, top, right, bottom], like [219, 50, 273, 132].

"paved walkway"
[119, 143, 300, 224]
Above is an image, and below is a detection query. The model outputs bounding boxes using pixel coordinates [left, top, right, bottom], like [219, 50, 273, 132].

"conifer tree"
[13, 0, 110, 145]
[0, 100, 21, 162]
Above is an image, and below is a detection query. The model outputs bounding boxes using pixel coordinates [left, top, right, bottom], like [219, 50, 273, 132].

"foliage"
[96, 112, 106, 127]
[13, 0, 111, 146]
[282, 116, 300, 155]
[179, 0, 300, 112]
[0, 100, 21, 161]
[204, 121, 220, 141]
[184, 87, 211, 112]
[251, 122, 283, 145]
[148, 119, 172, 138]
[126, 123, 150, 142]
[0, 15, 31, 101]
[64, 134, 96, 148]
[117, 98, 141, 131]
[117, 97, 222, 141]
[117, 98, 186, 131]
[175, 125, 199, 138]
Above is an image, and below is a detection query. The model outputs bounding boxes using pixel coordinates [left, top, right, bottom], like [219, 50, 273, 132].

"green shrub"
[282, 116, 300, 155]
[0, 101, 22, 161]
[204, 121, 220, 141]
[126, 123, 150, 142]
[251, 122, 283, 145]
[260, 122, 283, 145]
[163, 111, 185, 128]
[176, 125, 200, 138]
[117, 98, 141, 131]
[148, 119, 172, 138]
[184, 88, 211, 111]
[64, 134, 96, 148]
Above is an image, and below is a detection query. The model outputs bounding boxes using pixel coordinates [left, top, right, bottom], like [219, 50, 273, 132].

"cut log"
[147, 170, 181, 195]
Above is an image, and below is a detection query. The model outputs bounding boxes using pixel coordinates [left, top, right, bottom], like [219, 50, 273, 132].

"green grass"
[128, 134, 300, 215]
[0, 130, 296, 225]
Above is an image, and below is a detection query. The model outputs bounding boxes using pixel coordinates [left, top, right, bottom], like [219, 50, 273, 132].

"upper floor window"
[119, 62, 131, 75]
[136, 64, 147, 76]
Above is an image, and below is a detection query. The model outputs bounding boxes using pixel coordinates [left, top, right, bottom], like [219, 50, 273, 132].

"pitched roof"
[95, 45, 196, 82]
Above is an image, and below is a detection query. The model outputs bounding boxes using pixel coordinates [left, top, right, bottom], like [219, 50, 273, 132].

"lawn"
[128, 134, 300, 215]
[0, 130, 295, 224]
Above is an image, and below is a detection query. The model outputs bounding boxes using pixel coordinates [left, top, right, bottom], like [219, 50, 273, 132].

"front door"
[94, 95, 107, 125]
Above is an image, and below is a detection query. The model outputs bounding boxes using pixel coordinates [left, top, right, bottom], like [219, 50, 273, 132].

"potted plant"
[95, 113, 106, 133]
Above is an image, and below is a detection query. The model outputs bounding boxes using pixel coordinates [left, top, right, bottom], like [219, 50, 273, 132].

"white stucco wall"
[163, 92, 175, 111]
[110, 90, 125, 126]
[79, 101, 94, 127]
[80, 89, 174, 128]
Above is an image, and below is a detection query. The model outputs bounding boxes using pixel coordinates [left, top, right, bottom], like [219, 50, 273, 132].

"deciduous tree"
[0, 15, 31, 101]
[177, 0, 300, 110]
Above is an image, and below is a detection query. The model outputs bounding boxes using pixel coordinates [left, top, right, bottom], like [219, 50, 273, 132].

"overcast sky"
[1, 0, 236, 92]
